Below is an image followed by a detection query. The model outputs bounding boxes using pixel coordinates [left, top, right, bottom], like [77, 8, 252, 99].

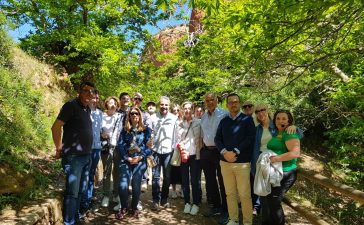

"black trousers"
[200, 147, 227, 212]
[261, 169, 298, 225]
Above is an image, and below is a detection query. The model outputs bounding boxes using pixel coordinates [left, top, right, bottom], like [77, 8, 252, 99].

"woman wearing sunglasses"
[251, 104, 302, 216]
[116, 106, 152, 220]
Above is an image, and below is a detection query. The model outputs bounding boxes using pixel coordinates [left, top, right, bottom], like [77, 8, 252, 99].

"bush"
[0, 12, 12, 66]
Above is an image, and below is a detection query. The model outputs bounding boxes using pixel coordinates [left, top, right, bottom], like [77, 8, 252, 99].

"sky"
[7, 5, 191, 42]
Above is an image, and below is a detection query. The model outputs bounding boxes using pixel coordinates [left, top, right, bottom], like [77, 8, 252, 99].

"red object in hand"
[177, 143, 190, 163]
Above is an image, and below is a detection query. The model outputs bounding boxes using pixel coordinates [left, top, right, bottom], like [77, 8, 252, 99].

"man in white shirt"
[151, 96, 178, 210]
[200, 93, 229, 224]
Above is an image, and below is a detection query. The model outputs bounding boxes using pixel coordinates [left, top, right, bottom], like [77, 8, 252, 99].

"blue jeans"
[261, 169, 297, 225]
[152, 152, 172, 204]
[62, 154, 91, 225]
[81, 149, 101, 210]
[181, 155, 201, 205]
[118, 160, 147, 209]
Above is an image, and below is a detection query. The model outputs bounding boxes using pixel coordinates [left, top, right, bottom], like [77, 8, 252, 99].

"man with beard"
[151, 96, 178, 210]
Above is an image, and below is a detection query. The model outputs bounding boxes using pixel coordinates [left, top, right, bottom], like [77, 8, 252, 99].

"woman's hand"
[128, 156, 143, 164]
[285, 125, 297, 134]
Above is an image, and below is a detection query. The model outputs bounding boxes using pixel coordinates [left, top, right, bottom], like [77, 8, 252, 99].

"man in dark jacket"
[215, 93, 256, 225]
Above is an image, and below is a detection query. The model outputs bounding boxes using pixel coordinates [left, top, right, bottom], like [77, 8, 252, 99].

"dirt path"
[81, 180, 312, 225]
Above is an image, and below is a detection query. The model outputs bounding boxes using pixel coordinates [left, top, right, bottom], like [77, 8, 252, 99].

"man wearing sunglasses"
[242, 101, 254, 116]
[51, 81, 96, 225]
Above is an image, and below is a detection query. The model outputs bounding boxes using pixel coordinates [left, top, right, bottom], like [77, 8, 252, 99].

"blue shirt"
[91, 108, 103, 149]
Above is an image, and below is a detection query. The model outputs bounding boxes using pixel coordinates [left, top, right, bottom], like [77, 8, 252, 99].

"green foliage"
[0, 67, 51, 155]
[138, 0, 364, 187]
[0, 12, 11, 66]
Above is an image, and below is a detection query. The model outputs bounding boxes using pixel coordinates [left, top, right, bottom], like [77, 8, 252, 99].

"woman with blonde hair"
[116, 106, 152, 219]
[252, 104, 302, 219]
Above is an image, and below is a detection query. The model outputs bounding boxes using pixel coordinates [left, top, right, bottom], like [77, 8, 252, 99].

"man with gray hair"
[200, 92, 229, 224]
[151, 96, 178, 210]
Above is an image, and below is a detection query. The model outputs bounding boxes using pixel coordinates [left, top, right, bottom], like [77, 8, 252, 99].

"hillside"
[0, 44, 70, 209]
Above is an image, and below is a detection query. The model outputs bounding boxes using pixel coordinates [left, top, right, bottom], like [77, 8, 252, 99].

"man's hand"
[223, 151, 237, 162]
[55, 148, 62, 160]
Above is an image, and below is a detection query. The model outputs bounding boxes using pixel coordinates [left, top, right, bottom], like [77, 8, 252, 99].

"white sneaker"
[113, 203, 121, 211]
[171, 190, 178, 199]
[226, 219, 239, 225]
[101, 196, 110, 207]
[137, 201, 143, 211]
[183, 203, 191, 214]
[190, 204, 199, 215]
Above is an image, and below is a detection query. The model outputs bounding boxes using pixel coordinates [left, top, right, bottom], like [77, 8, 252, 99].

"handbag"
[147, 155, 157, 168]
[170, 148, 181, 166]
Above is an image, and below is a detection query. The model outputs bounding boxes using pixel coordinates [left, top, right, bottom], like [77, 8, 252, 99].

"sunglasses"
[130, 112, 140, 116]
[243, 104, 253, 109]
[134, 97, 142, 101]
[255, 108, 267, 114]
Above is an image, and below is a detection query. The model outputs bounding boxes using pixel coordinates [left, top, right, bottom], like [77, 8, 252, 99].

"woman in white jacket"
[174, 101, 203, 215]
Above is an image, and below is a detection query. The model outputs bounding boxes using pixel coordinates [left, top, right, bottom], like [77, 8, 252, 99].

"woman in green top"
[261, 109, 301, 225]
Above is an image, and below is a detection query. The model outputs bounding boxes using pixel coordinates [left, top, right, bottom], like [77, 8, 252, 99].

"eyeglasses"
[255, 108, 266, 114]
[242, 104, 253, 109]
[134, 97, 142, 101]
[130, 112, 140, 116]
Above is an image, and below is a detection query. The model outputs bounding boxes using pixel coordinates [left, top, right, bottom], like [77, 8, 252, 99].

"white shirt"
[175, 119, 202, 158]
[102, 112, 123, 146]
[152, 112, 178, 154]
[200, 107, 228, 146]
[260, 127, 272, 152]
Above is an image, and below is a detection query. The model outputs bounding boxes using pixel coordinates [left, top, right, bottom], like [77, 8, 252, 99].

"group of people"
[51, 81, 301, 225]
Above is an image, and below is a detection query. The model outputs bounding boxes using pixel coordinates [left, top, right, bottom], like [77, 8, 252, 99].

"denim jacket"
[117, 127, 152, 162]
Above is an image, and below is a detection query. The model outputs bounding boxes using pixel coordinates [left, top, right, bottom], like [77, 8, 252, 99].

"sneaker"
[151, 202, 160, 211]
[101, 196, 110, 207]
[226, 220, 239, 225]
[203, 207, 221, 217]
[253, 208, 258, 216]
[218, 212, 229, 225]
[137, 201, 143, 211]
[171, 190, 178, 199]
[183, 203, 191, 213]
[113, 203, 121, 212]
[116, 208, 128, 220]
[160, 201, 170, 208]
[190, 204, 199, 215]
